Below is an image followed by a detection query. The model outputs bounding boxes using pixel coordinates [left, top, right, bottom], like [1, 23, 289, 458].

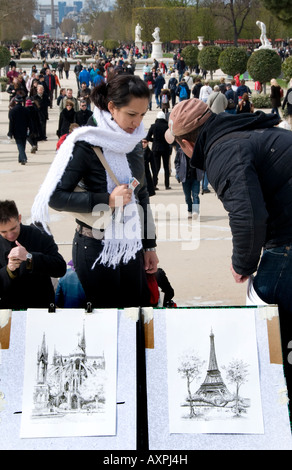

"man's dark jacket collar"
[191, 110, 280, 170]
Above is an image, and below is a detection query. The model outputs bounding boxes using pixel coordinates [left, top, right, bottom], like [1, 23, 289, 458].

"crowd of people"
[5, 46, 292, 219]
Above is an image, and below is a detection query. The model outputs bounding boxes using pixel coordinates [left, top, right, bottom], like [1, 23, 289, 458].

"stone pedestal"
[135, 40, 142, 54]
[151, 41, 163, 59]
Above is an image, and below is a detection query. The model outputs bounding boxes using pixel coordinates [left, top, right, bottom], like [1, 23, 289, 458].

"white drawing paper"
[20, 308, 118, 439]
[166, 308, 264, 434]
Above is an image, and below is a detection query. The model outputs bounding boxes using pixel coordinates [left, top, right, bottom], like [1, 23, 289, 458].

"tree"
[0, 45, 10, 69]
[20, 39, 34, 51]
[198, 45, 221, 79]
[247, 48, 282, 93]
[0, 0, 37, 42]
[282, 56, 292, 83]
[181, 45, 199, 72]
[223, 359, 249, 416]
[178, 351, 204, 418]
[218, 46, 248, 77]
[60, 18, 78, 37]
[204, 0, 255, 46]
[103, 39, 119, 51]
[261, 0, 292, 25]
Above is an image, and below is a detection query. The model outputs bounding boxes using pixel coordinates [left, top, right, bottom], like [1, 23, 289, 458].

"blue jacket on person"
[78, 68, 91, 87]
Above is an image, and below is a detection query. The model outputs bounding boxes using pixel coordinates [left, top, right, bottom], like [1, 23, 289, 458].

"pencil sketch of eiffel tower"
[194, 329, 232, 405]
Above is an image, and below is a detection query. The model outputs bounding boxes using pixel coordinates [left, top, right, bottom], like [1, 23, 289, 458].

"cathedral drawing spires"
[32, 322, 106, 416]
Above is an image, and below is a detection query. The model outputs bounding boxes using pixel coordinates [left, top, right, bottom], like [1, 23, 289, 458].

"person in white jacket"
[199, 81, 212, 102]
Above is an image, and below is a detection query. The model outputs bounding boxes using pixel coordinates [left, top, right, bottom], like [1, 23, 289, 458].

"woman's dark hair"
[91, 74, 150, 112]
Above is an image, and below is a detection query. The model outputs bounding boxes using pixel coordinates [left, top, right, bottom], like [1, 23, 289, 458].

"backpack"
[169, 79, 177, 90]
[162, 93, 168, 104]
[227, 98, 236, 109]
[179, 86, 188, 100]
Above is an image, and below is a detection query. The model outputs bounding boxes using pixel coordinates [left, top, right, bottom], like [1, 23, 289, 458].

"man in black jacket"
[165, 98, 292, 408]
[8, 96, 31, 164]
[146, 111, 172, 189]
[74, 100, 93, 127]
[34, 84, 50, 141]
[44, 68, 56, 109]
[0, 200, 66, 309]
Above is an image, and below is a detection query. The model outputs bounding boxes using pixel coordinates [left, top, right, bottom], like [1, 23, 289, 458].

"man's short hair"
[175, 127, 202, 147]
[0, 200, 19, 224]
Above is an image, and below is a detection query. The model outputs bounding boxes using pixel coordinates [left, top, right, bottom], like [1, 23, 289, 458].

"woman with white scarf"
[31, 74, 158, 308]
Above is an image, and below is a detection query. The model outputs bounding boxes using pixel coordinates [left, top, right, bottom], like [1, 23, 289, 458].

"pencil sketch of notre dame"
[178, 329, 250, 420]
[32, 324, 106, 418]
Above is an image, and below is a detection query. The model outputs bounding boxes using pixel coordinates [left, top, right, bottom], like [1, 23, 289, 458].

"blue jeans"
[254, 244, 292, 418]
[182, 178, 200, 213]
[155, 92, 161, 108]
[253, 245, 292, 310]
[15, 138, 27, 163]
[203, 173, 209, 190]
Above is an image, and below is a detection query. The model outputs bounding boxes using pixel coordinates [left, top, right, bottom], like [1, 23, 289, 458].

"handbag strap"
[92, 146, 120, 186]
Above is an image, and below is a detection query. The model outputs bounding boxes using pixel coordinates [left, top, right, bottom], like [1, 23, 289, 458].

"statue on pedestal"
[152, 27, 160, 43]
[256, 21, 272, 49]
[135, 23, 142, 42]
[151, 26, 162, 59]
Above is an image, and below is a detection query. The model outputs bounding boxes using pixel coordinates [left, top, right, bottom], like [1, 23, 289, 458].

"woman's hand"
[144, 250, 159, 274]
[109, 184, 133, 208]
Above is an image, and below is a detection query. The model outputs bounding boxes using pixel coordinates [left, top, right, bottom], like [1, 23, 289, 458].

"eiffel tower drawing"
[195, 329, 231, 404]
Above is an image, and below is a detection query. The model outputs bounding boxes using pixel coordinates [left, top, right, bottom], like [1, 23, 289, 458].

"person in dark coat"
[77, 82, 92, 110]
[146, 111, 172, 189]
[44, 68, 56, 109]
[142, 138, 156, 196]
[177, 57, 186, 81]
[25, 99, 41, 153]
[165, 98, 292, 412]
[168, 73, 178, 108]
[154, 72, 165, 109]
[7, 75, 27, 102]
[34, 84, 50, 141]
[192, 77, 203, 99]
[57, 100, 76, 137]
[8, 96, 32, 164]
[0, 200, 66, 309]
[74, 100, 93, 127]
[270, 78, 282, 118]
[236, 79, 251, 99]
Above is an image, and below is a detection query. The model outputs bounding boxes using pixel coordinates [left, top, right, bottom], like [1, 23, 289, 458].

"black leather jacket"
[49, 131, 156, 249]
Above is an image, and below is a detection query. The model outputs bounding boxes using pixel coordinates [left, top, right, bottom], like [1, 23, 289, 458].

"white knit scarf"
[31, 107, 146, 269]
